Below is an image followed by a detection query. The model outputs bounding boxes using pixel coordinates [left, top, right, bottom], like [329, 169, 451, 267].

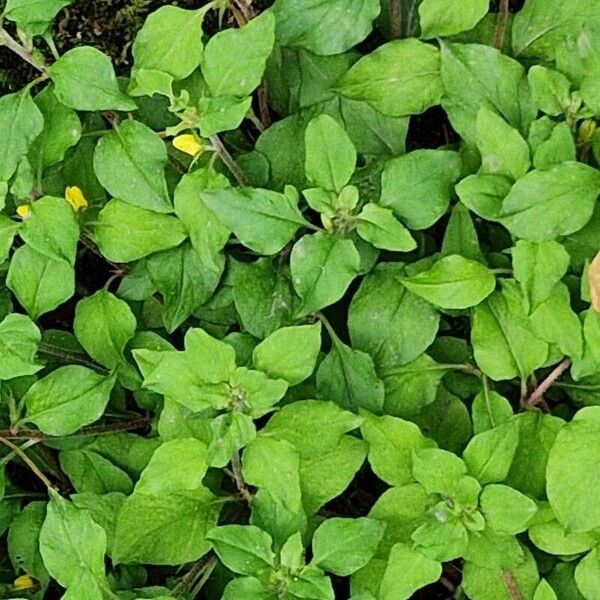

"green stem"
[0, 27, 47, 72]
[210, 134, 247, 186]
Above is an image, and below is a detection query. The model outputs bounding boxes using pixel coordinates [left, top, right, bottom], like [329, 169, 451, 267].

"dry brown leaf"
[589, 250, 600, 313]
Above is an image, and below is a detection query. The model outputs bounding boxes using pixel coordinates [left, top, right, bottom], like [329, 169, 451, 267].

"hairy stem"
[494, 0, 510, 50]
[0, 27, 47, 73]
[0, 437, 53, 489]
[389, 0, 402, 38]
[233, 0, 254, 21]
[173, 555, 217, 596]
[525, 358, 571, 408]
[230, 450, 253, 502]
[210, 135, 247, 186]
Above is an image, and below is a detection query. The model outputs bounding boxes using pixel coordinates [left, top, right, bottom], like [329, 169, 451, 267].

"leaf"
[30, 85, 81, 168]
[499, 162, 600, 241]
[305, 114, 356, 193]
[202, 11, 275, 97]
[39, 491, 107, 590]
[7, 246, 75, 320]
[534, 580, 558, 600]
[202, 187, 308, 255]
[472, 389, 513, 434]
[132, 6, 206, 81]
[312, 517, 385, 576]
[575, 547, 600, 600]
[360, 412, 434, 487]
[4, 0, 70, 28]
[547, 407, 600, 533]
[24, 366, 116, 436]
[356, 204, 416, 252]
[512, 240, 570, 312]
[95, 200, 186, 263]
[379, 543, 441, 600]
[93, 120, 171, 213]
[412, 448, 466, 495]
[0, 313, 42, 380]
[348, 263, 440, 371]
[471, 286, 548, 381]
[419, 0, 489, 38]
[455, 173, 512, 221]
[291, 232, 360, 317]
[50, 47, 137, 111]
[399, 255, 496, 310]
[533, 121, 576, 170]
[316, 332, 385, 413]
[572, 310, 600, 380]
[475, 108, 530, 181]
[380, 149, 462, 229]
[74, 290, 136, 370]
[0, 89, 44, 181]
[528, 66, 572, 116]
[273, 0, 380, 55]
[252, 323, 321, 386]
[338, 39, 443, 117]
[441, 203, 485, 263]
[207, 525, 275, 576]
[440, 42, 536, 145]
[480, 485, 538, 535]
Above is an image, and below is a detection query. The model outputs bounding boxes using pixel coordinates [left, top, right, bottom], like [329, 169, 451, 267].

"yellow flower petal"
[14, 574, 36, 590]
[16, 204, 31, 219]
[65, 186, 88, 212]
[173, 134, 203, 157]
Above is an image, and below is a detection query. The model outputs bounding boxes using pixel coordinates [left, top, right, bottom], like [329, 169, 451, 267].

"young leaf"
[455, 173, 512, 221]
[412, 448, 466, 495]
[0, 313, 42, 380]
[252, 323, 321, 386]
[380, 149, 462, 230]
[399, 255, 496, 310]
[419, 0, 488, 39]
[441, 203, 485, 263]
[93, 120, 172, 213]
[356, 203, 416, 252]
[527, 66, 572, 116]
[305, 114, 356, 193]
[24, 366, 116, 436]
[50, 47, 137, 111]
[338, 39, 443, 117]
[471, 389, 513, 434]
[480, 484, 538, 535]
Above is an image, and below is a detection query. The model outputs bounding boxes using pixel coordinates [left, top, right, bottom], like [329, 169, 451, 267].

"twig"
[257, 82, 271, 129]
[230, 450, 253, 502]
[37, 341, 109, 374]
[232, 0, 254, 21]
[191, 556, 218, 596]
[173, 555, 217, 596]
[0, 27, 47, 73]
[389, 0, 401, 38]
[494, 0, 510, 50]
[210, 135, 247, 186]
[502, 570, 522, 600]
[525, 358, 571, 408]
[0, 436, 53, 489]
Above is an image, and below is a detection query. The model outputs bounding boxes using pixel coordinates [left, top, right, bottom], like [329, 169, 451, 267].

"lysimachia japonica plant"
[1, 0, 600, 598]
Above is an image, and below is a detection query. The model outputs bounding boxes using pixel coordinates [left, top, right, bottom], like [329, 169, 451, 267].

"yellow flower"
[16, 204, 31, 219]
[173, 134, 203, 157]
[13, 574, 36, 590]
[65, 186, 88, 212]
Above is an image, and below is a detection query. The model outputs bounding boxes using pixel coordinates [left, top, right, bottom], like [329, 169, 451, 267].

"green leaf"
[534, 580, 558, 600]
[305, 114, 356, 193]
[475, 108, 530, 181]
[463, 421, 519, 484]
[291, 232, 360, 317]
[399, 255, 496, 310]
[7, 246, 75, 320]
[455, 173, 512, 221]
[93, 120, 171, 213]
[74, 290, 136, 370]
[472, 389, 513, 434]
[338, 39, 443, 117]
[512, 240, 570, 312]
[572, 310, 600, 381]
[50, 47, 137, 111]
[316, 331, 385, 413]
[533, 121, 576, 170]
[0, 89, 44, 181]
[440, 42, 536, 145]
[499, 163, 600, 241]
[24, 366, 116, 436]
[419, 0, 488, 38]
[252, 323, 321, 385]
[202, 187, 308, 255]
[480, 484, 538, 534]
[412, 448, 466, 495]
[441, 203, 484, 263]
[356, 204, 416, 252]
[0, 313, 42, 380]
[379, 543, 441, 600]
[222, 577, 272, 600]
[4, 0, 70, 29]
[197, 95, 252, 137]
[471, 286, 548, 381]
[380, 149, 462, 230]
[273, 0, 380, 55]
[30, 85, 81, 168]
[95, 199, 186, 263]
[528, 66, 572, 116]
[547, 407, 600, 533]
[40, 491, 107, 592]
[575, 547, 600, 600]
[361, 412, 434, 487]
[203, 11, 275, 97]
[132, 6, 206, 81]
[207, 525, 275, 576]
[312, 517, 385, 576]
[348, 263, 439, 370]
